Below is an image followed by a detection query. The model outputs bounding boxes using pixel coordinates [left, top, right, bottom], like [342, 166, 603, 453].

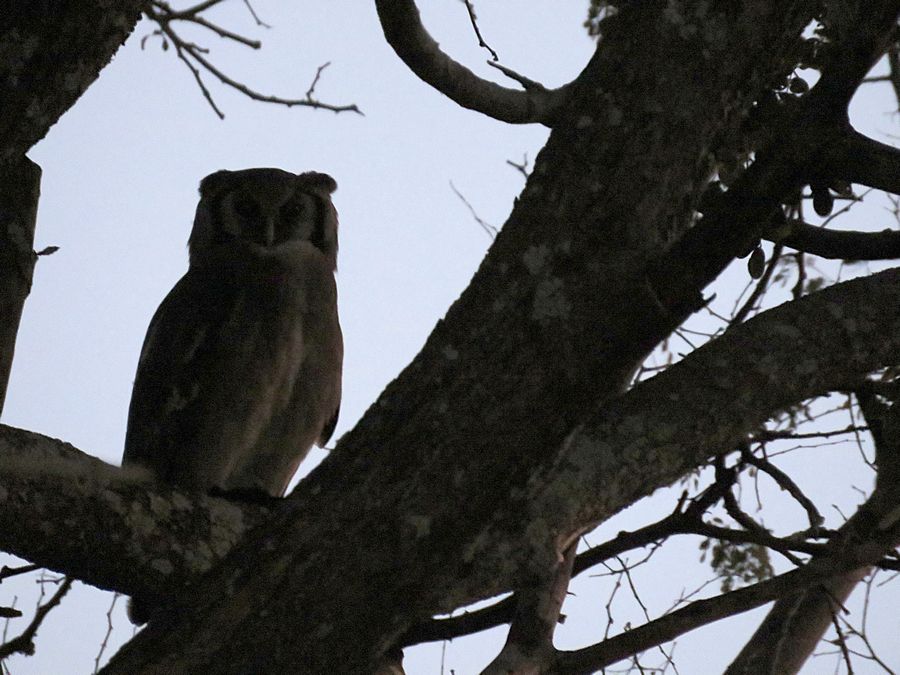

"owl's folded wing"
[122, 266, 305, 492]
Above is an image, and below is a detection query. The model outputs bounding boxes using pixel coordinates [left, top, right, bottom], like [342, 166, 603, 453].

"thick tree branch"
[402, 472, 825, 647]
[483, 544, 575, 674]
[374, 0, 572, 125]
[807, 4, 900, 114]
[0, 157, 39, 417]
[769, 219, 900, 260]
[522, 267, 900, 544]
[0, 425, 269, 605]
[656, 3, 900, 303]
[0, 3, 145, 162]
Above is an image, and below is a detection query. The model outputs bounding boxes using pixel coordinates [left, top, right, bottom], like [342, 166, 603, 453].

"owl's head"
[189, 168, 338, 269]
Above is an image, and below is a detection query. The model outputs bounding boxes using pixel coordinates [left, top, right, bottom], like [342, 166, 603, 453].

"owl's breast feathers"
[123, 243, 342, 496]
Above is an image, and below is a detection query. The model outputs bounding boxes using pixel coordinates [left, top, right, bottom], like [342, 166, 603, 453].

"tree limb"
[374, 0, 572, 125]
[482, 544, 575, 674]
[769, 219, 900, 260]
[0, 425, 269, 605]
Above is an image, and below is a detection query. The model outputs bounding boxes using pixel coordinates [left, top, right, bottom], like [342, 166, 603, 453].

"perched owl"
[122, 168, 342, 500]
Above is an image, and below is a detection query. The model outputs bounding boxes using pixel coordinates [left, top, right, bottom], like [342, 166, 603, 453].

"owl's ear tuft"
[298, 172, 337, 195]
[199, 170, 234, 198]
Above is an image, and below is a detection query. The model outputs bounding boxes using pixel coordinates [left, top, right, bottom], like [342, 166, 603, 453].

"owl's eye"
[233, 195, 260, 220]
[279, 198, 306, 225]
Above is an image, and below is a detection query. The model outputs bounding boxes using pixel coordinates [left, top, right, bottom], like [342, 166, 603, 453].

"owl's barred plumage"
[123, 168, 342, 500]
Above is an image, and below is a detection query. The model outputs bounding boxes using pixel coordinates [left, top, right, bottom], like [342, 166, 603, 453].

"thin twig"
[242, 0, 271, 28]
[306, 62, 331, 100]
[450, 181, 498, 239]
[487, 60, 548, 91]
[0, 578, 73, 659]
[144, 3, 361, 117]
[460, 0, 498, 61]
[93, 593, 120, 674]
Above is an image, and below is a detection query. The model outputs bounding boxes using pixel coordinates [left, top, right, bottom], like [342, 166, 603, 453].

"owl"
[122, 168, 343, 500]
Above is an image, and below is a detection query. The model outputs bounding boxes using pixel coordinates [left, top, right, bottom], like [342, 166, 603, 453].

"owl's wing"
[122, 266, 304, 491]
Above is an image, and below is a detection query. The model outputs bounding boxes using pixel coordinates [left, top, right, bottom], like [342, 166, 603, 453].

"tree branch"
[0, 2, 145, 162]
[726, 386, 900, 673]
[819, 129, 900, 196]
[0, 576, 73, 659]
[374, 0, 572, 125]
[145, 4, 362, 117]
[551, 496, 900, 675]
[769, 219, 900, 260]
[0, 425, 269, 606]
[515, 266, 900, 551]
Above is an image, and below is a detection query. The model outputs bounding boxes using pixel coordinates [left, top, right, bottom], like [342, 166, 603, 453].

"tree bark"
[0, 3, 145, 162]
[0, 157, 39, 416]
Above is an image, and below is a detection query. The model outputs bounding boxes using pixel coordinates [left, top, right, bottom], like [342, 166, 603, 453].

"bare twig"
[144, 3, 361, 118]
[242, 0, 271, 29]
[450, 181, 498, 239]
[0, 564, 38, 583]
[486, 60, 547, 91]
[741, 448, 824, 529]
[0, 577, 73, 659]
[459, 0, 498, 61]
[506, 153, 530, 179]
[94, 593, 120, 674]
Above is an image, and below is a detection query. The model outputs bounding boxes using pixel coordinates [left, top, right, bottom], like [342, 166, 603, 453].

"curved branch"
[769, 219, 900, 260]
[374, 0, 572, 126]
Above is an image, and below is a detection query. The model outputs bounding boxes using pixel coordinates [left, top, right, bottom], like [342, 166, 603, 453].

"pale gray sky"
[2, 3, 898, 673]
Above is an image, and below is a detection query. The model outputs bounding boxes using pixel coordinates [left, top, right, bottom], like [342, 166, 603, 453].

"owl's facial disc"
[226, 190, 322, 250]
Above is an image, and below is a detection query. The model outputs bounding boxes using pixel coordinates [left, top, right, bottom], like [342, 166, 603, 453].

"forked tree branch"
[144, 1, 362, 117]
[726, 387, 900, 674]
[551, 494, 900, 675]
[374, 0, 573, 125]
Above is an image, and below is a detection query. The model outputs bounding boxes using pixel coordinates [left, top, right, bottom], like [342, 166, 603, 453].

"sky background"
[1, 2, 898, 673]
